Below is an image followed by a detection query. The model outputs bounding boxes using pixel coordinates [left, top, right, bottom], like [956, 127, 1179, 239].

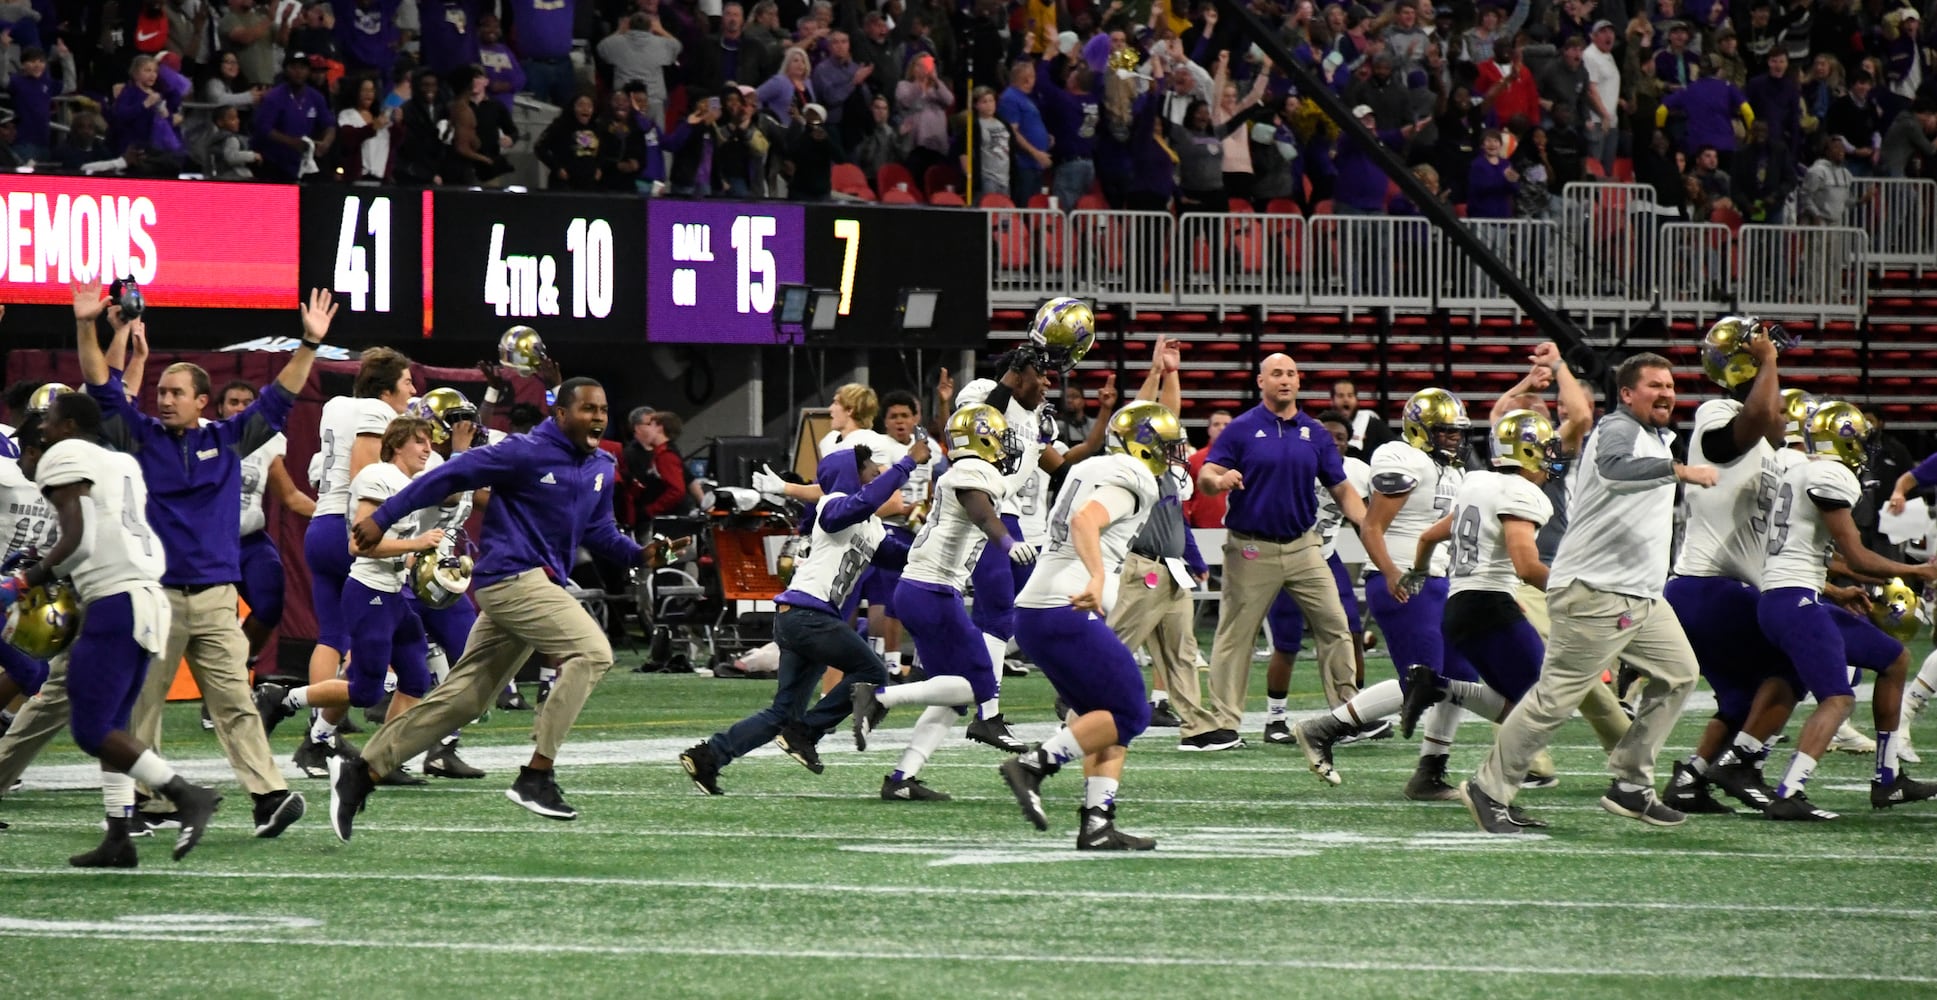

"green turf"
[4, 635, 1937, 999]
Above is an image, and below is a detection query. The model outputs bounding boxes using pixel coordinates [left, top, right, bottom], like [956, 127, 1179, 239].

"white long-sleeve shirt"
[1547, 406, 1680, 599]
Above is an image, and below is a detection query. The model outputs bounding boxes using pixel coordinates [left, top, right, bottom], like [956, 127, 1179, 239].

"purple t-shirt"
[420, 1, 483, 74]
[1466, 155, 1519, 218]
[255, 83, 333, 177]
[480, 41, 526, 110]
[334, 0, 403, 74]
[1663, 77, 1746, 153]
[9, 71, 54, 147]
[508, 0, 576, 60]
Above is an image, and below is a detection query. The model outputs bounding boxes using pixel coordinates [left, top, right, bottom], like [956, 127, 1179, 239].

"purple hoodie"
[507, 0, 577, 60]
[773, 451, 916, 617]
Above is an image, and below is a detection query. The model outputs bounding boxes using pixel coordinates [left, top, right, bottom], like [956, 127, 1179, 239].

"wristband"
[299, 337, 323, 351]
[483, 386, 503, 404]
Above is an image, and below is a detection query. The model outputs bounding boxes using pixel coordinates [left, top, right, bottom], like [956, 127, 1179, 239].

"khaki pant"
[1111, 553, 1208, 730]
[132, 585, 285, 800]
[363, 570, 613, 774]
[1198, 531, 1356, 737]
[0, 653, 70, 791]
[1476, 582, 1699, 804]
[1518, 581, 1632, 752]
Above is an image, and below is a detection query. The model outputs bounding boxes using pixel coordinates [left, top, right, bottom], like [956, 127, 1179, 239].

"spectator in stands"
[719, 86, 769, 196]
[288, 3, 339, 63]
[1801, 53, 1844, 126]
[665, 93, 726, 196]
[849, 93, 899, 184]
[222, 0, 277, 86]
[1036, 61, 1097, 211]
[811, 30, 870, 142]
[896, 53, 952, 182]
[8, 44, 70, 163]
[506, 0, 575, 107]
[334, 0, 403, 83]
[394, 65, 447, 184]
[110, 53, 189, 168]
[474, 14, 524, 111]
[599, 12, 681, 132]
[442, 79, 495, 185]
[627, 410, 688, 523]
[757, 46, 815, 126]
[419, 0, 481, 76]
[1249, 95, 1308, 210]
[1731, 120, 1794, 221]
[1477, 34, 1542, 127]
[964, 85, 1011, 202]
[203, 49, 261, 112]
[1689, 144, 1733, 203]
[1460, 0, 1531, 65]
[1329, 379, 1392, 459]
[1744, 49, 1802, 179]
[1345, 51, 1411, 130]
[1798, 134, 1854, 224]
[1184, 409, 1232, 528]
[1469, 127, 1523, 217]
[612, 81, 668, 191]
[998, 59, 1052, 200]
[1433, 82, 1484, 203]
[1659, 65, 1750, 156]
[1058, 383, 1091, 447]
[1333, 103, 1428, 215]
[56, 111, 110, 171]
[1654, 20, 1696, 89]
[537, 93, 609, 190]
[255, 50, 335, 181]
[783, 101, 842, 200]
[693, 3, 751, 94]
[1882, 8, 1927, 103]
[1827, 71, 1886, 175]
[1175, 75, 1266, 214]
[335, 71, 399, 182]
[852, 12, 898, 109]
[1381, 1, 1431, 71]
[744, 1, 791, 68]
[206, 104, 260, 177]
[461, 63, 517, 184]
[1540, 34, 1590, 128]
[1880, 97, 1937, 178]
[1706, 23, 1748, 86]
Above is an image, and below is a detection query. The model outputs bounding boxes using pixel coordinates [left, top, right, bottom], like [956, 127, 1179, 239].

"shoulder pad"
[1371, 470, 1420, 496]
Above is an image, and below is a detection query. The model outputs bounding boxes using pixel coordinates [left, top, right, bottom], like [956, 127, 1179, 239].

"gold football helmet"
[27, 383, 72, 415]
[1025, 297, 1096, 373]
[1700, 315, 1796, 389]
[1490, 409, 1560, 474]
[1401, 388, 1470, 464]
[4, 581, 78, 659]
[1107, 401, 1188, 477]
[945, 403, 1022, 473]
[407, 550, 474, 610]
[776, 536, 806, 585]
[1870, 577, 1922, 642]
[1802, 400, 1872, 472]
[1108, 45, 1141, 72]
[498, 326, 548, 376]
[1779, 388, 1818, 445]
[408, 387, 479, 444]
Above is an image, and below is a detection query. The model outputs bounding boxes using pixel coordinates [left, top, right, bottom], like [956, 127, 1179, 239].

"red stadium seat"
[978, 192, 1015, 208]
[881, 188, 919, 205]
[929, 190, 967, 206]
[878, 162, 917, 196]
[1264, 198, 1300, 215]
[830, 163, 874, 200]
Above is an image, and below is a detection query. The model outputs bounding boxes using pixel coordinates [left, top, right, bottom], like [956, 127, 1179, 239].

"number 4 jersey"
[34, 438, 167, 602]
[1017, 453, 1161, 615]
[1446, 471, 1554, 597]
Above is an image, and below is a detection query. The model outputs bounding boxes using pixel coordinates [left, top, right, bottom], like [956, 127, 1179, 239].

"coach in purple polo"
[1189, 353, 1368, 751]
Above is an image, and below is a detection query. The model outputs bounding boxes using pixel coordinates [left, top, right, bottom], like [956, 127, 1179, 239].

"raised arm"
[273, 288, 339, 397]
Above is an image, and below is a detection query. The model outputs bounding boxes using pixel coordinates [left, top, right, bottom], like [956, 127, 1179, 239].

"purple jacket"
[1333, 127, 1403, 211]
[1466, 155, 1519, 218]
[420, 0, 483, 74]
[507, 0, 576, 59]
[110, 67, 189, 155]
[1663, 77, 1746, 153]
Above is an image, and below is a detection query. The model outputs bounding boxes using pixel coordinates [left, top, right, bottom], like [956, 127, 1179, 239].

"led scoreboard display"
[431, 190, 645, 341]
[646, 201, 806, 344]
[299, 188, 428, 340]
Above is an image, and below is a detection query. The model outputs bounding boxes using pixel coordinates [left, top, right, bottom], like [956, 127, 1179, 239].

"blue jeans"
[1052, 157, 1094, 212]
[705, 605, 890, 764]
[523, 57, 576, 108]
[1013, 162, 1045, 203]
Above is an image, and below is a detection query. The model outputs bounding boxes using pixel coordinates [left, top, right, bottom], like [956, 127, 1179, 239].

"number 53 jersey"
[35, 438, 168, 602]
[1446, 471, 1553, 598]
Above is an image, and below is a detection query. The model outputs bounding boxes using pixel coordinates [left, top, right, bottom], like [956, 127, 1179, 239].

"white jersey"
[0, 455, 56, 556]
[820, 427, 896, 460]
[1018, 453, 1161, 615]
[957, 378, 1055, 519]
[1673, 399, 1779, 584]
[345, 462, 420, 593]
[313, 396, 401, 518]
[34, 438, 168, 603]
[1013, 443, 1066, 539]
[416, 430, 507, 552]
[238, 433, 286, 537]
[785, 492, 890, 612]
[1368, 441, 1463, 576]
[1760, 456, 1862, 594]
[1318, 456, 1371, 561]
[1447, 471, 1554, 597]
[902, 456, 1010, 592]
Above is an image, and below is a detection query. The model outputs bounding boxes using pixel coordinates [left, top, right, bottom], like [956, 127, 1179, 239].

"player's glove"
[751, 463, 791, 506]
[1007, 539, 1039, 565]
[1397, 569, 1429, 599]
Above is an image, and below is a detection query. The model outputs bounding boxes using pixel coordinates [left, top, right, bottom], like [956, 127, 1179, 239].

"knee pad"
[393, 661, 433, 699]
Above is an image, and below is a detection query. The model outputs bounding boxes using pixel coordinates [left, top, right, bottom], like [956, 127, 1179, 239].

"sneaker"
[1291, 717, 1344, 785]
[1900, 730, 1922, 765]
[326, 754, 375, 842]
[1335, 719, 1394, 746]
[1871, 773, 1937, 810]
[679, 744, 724, 796]
[536, 679, 553, 704]
[250, 790, 306, 838]
[377, 767, 427, 787]
[1599, 782, 1686, 827]
[293, 738, 334, 779]
[161, 777, 223, 860]
[1177, 729, 1243, 752]
[966, 714, 1027, 753]
[1076, 807, 1155, 851]
[364, 694, 391, 725]
[253, 684, 293, 738]
[1519, 774, 1561, 790]
[1766, 792, 1839, 821]
[424, 743, 487, 779]
[997, 757, 1049, 831]
[70, 818, 138, 868]
[775, 723, 824, 775]
[1404, 754, 1459, 801]
[1662, 762, 1736, 815]
[850, 684, 884, 752]
[1830, 722, 1876, 755]
[505, 766, 579, 820]
[199, 703, 215, 732]
[1001, 659, 1032, 677]
[1459, 780, 1528, 835]
[1708, 755, 1777, 810]
[1505, 803, 1549, 829]
[1147, 701, 1180, 728]
[1262, 719, 1294, 745]
[496, 687, 534, 711]
[1398, 665, 1443, 739]
[881, 774, 949, 801]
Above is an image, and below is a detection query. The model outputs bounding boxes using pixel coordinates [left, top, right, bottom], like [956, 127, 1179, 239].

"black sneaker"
[250, 790, 306, 838]
[161, 777, 223, 860]
[1291, 717, 1345, 785]
[327, 753, 375, 842]
[1177, 729, 1243, 752]
[1505, 803, 1549, 829]
[199, 703, 215, 732]
[505, 766, 579, 820]
[1147, 701, 1181, 728]
[1519, 774, 1561, 789]
[1399, 665, 1444, 739]
[998, 757, 1049, 830]
[881, 774, 949, 800]
[1599, 781, 1686, 827]
[424, 743, 487, 779]
[496, 687, 533, 711]
[966, 714, 1027, 753]
[1262, 719, 1294, 745]
[1001, 659, 1032, 677]
[254, 684, 293, 738]
[850, 683, 883, 752]
[1459, 780, 1529, 835]
[1871, 773, 1937, 810]
[132, 810, 181, 834]
[1076, 806, 1155, 851]
[1663, 762, 1736, 815]
[293, 738, 334, 779]
[679, 744, 724, 795]
[363, 694, 391, 725]
[1336, 719, 1395, 746]
[70, 816, 138, 868]
[775, 723, 824, 775]
[1405, 753, 1459, 801]
[378, 767, 427, 787]
[1708, 755, 1777, 811]
[1766, 792, 1839, 821]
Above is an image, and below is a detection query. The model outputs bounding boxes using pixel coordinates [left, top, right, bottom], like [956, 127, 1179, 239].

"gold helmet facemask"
[1106, 401, 1188, 477]
[1017, 296, 1096, 375]
[408, 387, 480, 444]
[4, 580, 79, 659]
[1802, 400, 1872, 475]
[945, 403, 1024, 475]
[1490, 409, 1562, 475]
[1700, 315, 1798, 389]
[1401, 388, 1471, 466]
[1869, 577, 1922, 643]
[498, 326, 549, 376]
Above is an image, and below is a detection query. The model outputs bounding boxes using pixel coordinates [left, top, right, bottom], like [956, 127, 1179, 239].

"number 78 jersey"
[1368, 441, 1463, 576]
[34, 438, 167, 602]
[1446, 471, 1554, 597]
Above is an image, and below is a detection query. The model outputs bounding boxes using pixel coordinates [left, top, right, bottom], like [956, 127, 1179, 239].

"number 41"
[334, 196, 392, 313]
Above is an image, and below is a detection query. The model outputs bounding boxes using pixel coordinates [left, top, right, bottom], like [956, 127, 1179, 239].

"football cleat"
[1077, 807, 1155, 851]
[424, 743, 486, 779]
[1871, 773, 1937, 810]
[293, 738, 335, 779]
[1459, 781, 1530, 835]
[327, 753, 375, 842]
[496, 686, 534, 711]
[1599, 782, 1686, 827]
[1662, 762, 1736, 815]
[1519, 774, 1561, 790]
[775, 723, 824, 775]
[1707, 755, 1778, 810]
[1505, 803, 1549, 829]
[1766, 793, 1838, 821]
[998, 757, 1050, 831]
[1292, 717, 1344, 785]
[250, 790, 306, 838]
[377, 767, 427, 787]
[679, 744, 724, 796]
[966, 714, 1027, 753]
[70, 818, 138, 869]
[1262, 719, 1294, 745]
[505, 766, 579, 820]
[1336, 719, 1394, 746]
[850, 684, 884, 752]
[1829, 722, 1876, 756]
[1405, 753, 1459, 802]
[1399, 665, 1444, 739]
[254, 684, 294, 738]
[163, 778, 223, 861]
[881, 774, 950, 801]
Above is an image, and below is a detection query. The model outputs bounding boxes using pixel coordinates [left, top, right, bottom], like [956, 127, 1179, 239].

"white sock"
[126, 749, 177, 790]
[1266, 696, 1288, 720]
[981, 632, 1007, 673]
[428, 643, 450, 683]
[1689, 754, 1711, 776]
[1446, 679, 1508, 722]
[1084, 775, 1118, 812]
[308, 712, 338, 744]
[892, 705, 957, 780]
[1332, 679, 1402, 727]
[884, 650, 903, 672]
[1420, 701, 1462, 754]
[101, 767, 135, 817]
[282, 686, 311, 711]
[1776, 751, 1818, 798]
[1732, 731, 1766, 756]
[1033, 726, 1085, 769]
[876, 675, 974, 709]
[977, 695, 1002, 720]
[1148, 690, 1165, 707]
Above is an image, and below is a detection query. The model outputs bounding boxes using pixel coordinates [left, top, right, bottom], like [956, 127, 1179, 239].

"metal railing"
[1735, 225, 1867, 322]
[986, 207, 1068, 305]
[1068, 210, 1174, 309]
[1176, 212, 1307, 307]
[1437, 219, 1561, 316]
[1847, 178, 1937, 271]
[1559, 182, 1660, 316]
[1656, 222, 1734, 320]
[1306, 215, 1435, 312]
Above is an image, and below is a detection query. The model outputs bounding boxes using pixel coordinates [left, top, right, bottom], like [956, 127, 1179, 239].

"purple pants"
[304, 514, 353, 652]
[1017, 603, 1150, 744]
[969, 513, 1029, 640]
[1666, 574, 1798, 722]
[341, 578, 432, 708]
[1365, 573, 1478, 685]
[1444, 607, 1546, 702]
[893, 579, 997, 703]
[1757, 588, 1904, 701]
[238, 530, 285, 629]
[0, 640, 48, 695]
[1266, 552, 1362, 652]
[66, 592, 152, 757]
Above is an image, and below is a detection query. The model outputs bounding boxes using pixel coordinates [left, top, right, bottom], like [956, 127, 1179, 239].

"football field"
[5, 642, 1937, 999]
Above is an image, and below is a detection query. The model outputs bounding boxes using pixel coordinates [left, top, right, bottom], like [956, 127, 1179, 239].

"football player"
[851, 403, 1024, 801]
[860, 390, 942, 683]
[679, 436, 926, 794]
[0, 386, 61, 729]
[8, 393, 223, 866]
[999, 401, 1183, 850]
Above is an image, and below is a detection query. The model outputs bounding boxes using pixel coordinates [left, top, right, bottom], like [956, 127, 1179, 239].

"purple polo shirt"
[1663, 77, 1747, 153]
[255, 82, 332, 177]
[1204, 404, 1347, 538]
[508, 0, 576, 60]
